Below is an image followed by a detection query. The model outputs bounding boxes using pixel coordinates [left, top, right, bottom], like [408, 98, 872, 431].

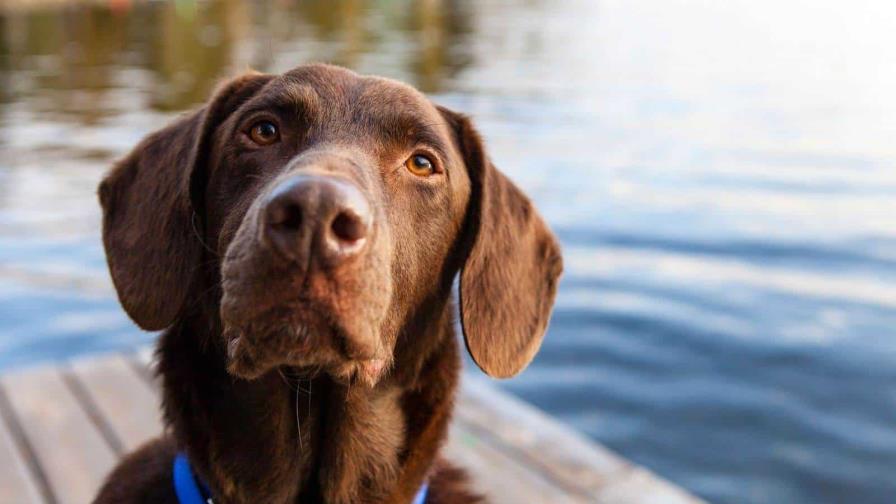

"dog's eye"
[405, 154, 435, 176]
[248, 121, 280, 146]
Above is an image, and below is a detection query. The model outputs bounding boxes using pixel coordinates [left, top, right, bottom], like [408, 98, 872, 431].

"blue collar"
[173, 453, 212, 504]
[173, 452, 429, 504]
[411, 480, 430, 504]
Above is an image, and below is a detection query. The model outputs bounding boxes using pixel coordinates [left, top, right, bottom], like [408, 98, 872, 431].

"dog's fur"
[93, 64, 561, 504]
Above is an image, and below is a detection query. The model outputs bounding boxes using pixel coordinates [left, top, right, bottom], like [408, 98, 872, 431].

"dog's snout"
[262, 175, 371, 264]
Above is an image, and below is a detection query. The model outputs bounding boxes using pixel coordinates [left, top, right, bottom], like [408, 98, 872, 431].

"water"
[1, 1, 895, 502]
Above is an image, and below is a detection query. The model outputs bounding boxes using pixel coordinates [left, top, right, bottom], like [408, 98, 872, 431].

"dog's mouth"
[221, 300, 390, 386]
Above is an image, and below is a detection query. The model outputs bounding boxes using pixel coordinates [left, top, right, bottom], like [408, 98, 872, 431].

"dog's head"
[99, 64, 561, 385]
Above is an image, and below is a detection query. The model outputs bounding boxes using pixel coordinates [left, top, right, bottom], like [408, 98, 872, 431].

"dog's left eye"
[248, 121, 280, 146]
[405, 154, 436, 176]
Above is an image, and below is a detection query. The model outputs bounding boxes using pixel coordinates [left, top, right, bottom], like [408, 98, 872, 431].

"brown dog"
[93, 64, 561, 504]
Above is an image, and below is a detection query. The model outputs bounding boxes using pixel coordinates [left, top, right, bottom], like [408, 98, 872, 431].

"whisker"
[295, 383, 303, 455]
[306, 379, 312, 431]
[276, 368, 298, 391]
[191, 212, 220, 257]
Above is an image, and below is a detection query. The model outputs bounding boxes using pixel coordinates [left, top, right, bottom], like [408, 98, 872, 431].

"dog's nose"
[262, 175, 371, 264]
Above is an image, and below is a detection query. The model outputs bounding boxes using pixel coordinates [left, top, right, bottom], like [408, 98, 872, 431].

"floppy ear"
[441, 107, 563, 378]
[98, 72, 273, 331]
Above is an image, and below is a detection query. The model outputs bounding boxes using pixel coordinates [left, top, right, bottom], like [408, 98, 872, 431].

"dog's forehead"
[269, 65, 443, 130]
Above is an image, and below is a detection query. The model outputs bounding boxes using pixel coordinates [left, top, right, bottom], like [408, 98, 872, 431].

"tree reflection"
[0, 0, 479, 124]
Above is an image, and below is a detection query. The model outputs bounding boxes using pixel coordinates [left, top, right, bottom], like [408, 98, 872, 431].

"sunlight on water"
[1, 1, 895, 502]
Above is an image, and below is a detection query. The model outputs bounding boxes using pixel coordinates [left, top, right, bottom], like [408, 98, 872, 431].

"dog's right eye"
[248, 121, 280, 146]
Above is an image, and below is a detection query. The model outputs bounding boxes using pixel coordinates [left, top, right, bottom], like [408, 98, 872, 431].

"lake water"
[1, 1, 895, 502]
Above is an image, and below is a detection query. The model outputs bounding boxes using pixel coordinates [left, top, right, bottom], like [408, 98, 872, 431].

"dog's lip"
[223, 320, 316, 351]
[220, 298, 327, 343]
[224, 325, 390, 386]
[220, 296, 387, 384]
[225, 334, 263, 379]
[222, 316, 341, 376]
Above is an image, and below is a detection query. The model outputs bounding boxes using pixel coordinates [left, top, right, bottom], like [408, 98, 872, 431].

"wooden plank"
[133, 347, 155, 370]
[445, 421, 582, 503]
[0, 388, 46, 504]
[0, 350, 706, 504]
[1, 367, 117, 504]
[129, 348, 159, 390]
[130, 349, 587, 501]
[456, 375, 705, 503]
[595, 467, 702, 504]
[457, 375, 628, 495]
[69, 355, 163, 453]
[128, 348, 580, 501]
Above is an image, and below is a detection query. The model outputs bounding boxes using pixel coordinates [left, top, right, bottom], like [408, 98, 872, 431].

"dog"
[93, 63, 562, 504]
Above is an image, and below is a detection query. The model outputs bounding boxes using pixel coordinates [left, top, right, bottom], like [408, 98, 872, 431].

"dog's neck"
[157, 302, 459, 504]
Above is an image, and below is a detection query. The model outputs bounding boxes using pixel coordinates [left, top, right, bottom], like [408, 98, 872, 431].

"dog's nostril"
[330, 211, 366, 243]
[268, 202, 303, 231]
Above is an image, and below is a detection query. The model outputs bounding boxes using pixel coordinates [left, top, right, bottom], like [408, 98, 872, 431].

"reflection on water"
[0, 0, 473, 114]
[1, 1, 896, 503]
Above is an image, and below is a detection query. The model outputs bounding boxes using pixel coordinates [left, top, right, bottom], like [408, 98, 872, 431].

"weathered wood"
[0, 351, 705, 503]
[1, 367, 117, 504]
[444, 421, 584, 503]
[594, 466, 702, 504]
[133, 347, 155, 370]
[69, 355, 163, 453]
[0, 389, 45, 504]
[126, 351, 590, 501]
[458, 375, 630, 494]
[456, 377, 707, 503]
[128, 348, 160, 392]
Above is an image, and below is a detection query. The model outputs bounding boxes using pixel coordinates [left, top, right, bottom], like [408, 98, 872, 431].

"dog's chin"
[222, 315, 390, 387]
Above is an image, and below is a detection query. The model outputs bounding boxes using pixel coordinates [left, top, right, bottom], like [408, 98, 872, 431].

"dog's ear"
[440, 107, 563, 378]
[99, 72, 273, 331]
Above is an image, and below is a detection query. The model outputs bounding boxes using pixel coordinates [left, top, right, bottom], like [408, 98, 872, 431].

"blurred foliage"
[0, 0, 475, 116]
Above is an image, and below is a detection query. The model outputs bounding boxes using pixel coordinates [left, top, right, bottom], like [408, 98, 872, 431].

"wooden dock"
[0, 349, 704, 504]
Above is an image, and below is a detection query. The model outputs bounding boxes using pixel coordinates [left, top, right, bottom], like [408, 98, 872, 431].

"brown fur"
[93, 64, 562, 504]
